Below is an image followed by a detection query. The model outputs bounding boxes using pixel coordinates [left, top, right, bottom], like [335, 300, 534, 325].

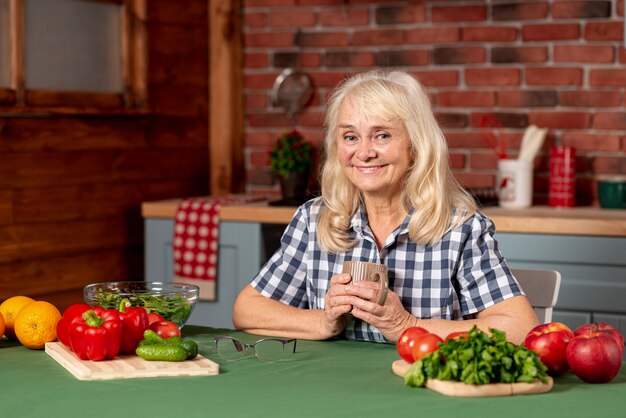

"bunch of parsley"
[404, 326, 548, 387]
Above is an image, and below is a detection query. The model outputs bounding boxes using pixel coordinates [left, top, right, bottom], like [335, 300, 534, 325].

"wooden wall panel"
[0, 190, 12, 225]
[0, 0, 209, 312]
[0, 117, 150, 151]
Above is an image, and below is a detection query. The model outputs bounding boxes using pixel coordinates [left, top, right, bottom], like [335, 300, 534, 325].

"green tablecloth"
[1, 326, 625, 418]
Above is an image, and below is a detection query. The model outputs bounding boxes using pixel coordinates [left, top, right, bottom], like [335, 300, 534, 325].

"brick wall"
[242, 0, 626, 206]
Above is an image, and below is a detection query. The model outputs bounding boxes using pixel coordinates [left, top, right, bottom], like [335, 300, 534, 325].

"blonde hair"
[318, 69, 477, 252]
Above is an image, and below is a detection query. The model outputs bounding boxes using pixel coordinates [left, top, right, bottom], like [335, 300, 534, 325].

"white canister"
[497, 159, 533, 209]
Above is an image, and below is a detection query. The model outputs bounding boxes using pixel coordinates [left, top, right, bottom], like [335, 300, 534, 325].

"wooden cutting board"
[45, 342, 219, 381]
[392, 359, 553, 397]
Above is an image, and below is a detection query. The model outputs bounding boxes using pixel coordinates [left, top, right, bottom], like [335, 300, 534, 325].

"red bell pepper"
[70, 308, 122, 361]
[118, 298, 150, 354]
[56, 303, 92, 348]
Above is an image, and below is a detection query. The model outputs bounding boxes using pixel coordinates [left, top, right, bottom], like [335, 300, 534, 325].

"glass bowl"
[83, 281, 199, 328]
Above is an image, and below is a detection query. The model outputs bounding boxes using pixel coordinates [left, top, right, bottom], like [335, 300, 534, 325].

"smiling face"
[336, 98, 412, 201]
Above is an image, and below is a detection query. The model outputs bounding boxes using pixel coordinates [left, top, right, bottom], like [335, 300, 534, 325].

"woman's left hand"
[346, 281, 414, 342]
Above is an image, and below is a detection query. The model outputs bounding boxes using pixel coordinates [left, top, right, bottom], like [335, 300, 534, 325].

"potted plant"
[269, 130, 312, 203]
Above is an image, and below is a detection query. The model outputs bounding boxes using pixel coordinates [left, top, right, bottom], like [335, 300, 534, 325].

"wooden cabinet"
[143, 200, 626, 333]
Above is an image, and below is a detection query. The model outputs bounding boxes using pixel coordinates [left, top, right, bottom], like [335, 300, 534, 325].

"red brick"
[245, 73, 279, 89]
[319, 8, 369, 26]
[245, 32, 295, 48]
[592, 156, 626, 175]
[470, 152, 499, 170]
[299, 111, 324, 127]
[376, 4, 425, 24]
[297, 32, 349, 48]
[560, 91, 622, 107]
[526, 68, 583, 86]
[446, 132, 489, 149]
[470, 112, 528, 129]
[273, 52, 321, 68]
[462, 26, 517, 42]
[245, 52, 269, 68]
[413, 70, 459, 87]
[522, 23, 580, 41]
[590, 69, 626, 86]
[438, 91, 495, 108]
[245, 94, 268, 109]
[619, 0, 624, 16]
[376, 50, 429, 67]
[620, 47, 626, 63]
[554, 45, 614, 63]
[561, 133, 621, 152]
[498, 91, 558, 107]
[326, 51, 375, 67]
[298, 53, 321, 68]
[452, 172, 496, 189]
[432, 5, 486, 22]
[552, 1, 611, 19]
[245, 0, 296, 6]
[493, 2, 548, 20]
[245, 12, 267, 28]
[448, 153, 466, 169]
[585, 21, 624, 41]
[351, 29, 405, 46]
[466, 68, 520, 86]
[249, 149, 270, 166]
[492, 46, 547, 63]
[407, 27, 461, 44]
[436, 113, 469, 129]
[434, 47, 485, 65]
[245, 131, 274, 147]
[269, 11, 316, 27]
[308, 71, 348, 88]
[529, 111, 591, 129]
[594, 112, 626, 130]
[247, 112, 293, 128]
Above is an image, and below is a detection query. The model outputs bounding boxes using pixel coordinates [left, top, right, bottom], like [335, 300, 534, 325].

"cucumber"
[136, 344, 188, 361]
[181, 340, 198, 360]
[162, 336, 184, 346]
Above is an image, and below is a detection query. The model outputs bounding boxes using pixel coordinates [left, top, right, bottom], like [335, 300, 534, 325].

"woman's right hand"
[320, 273, 352, 337]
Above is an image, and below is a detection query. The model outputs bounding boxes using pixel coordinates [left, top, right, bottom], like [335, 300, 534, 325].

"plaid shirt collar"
[349, 203, 412, 241]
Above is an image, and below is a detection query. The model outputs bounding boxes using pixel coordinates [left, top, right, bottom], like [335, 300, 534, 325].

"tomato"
[147, 312, 165, 325]
[149, 320, 181, 338]
[396, 326, 428, 363]
[411, 333, 444, 361]
[446, 331, 469, 341]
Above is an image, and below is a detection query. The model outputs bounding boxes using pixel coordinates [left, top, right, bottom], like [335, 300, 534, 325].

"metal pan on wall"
[270, 68, 314, 116]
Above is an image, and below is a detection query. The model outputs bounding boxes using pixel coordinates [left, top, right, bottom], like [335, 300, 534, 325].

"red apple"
[566, 329, 623, 383]
[574, 323, 624, 354]
[524, 322, 574, 376]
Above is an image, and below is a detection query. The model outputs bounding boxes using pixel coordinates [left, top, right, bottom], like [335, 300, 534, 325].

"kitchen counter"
[141, 198, 626, 237]
[2, 326, 625, 418]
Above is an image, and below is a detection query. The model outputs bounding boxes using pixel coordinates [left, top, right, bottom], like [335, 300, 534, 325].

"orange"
[14, 300, 61, 349]
[0, 313, 5, 339]
[0, 296, 35, 340]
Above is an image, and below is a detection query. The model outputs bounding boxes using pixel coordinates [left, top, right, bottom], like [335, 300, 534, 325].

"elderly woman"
[233, 70, 538, 344]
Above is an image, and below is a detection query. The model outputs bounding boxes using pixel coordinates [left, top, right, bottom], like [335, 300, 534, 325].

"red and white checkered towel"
[173, 196, 264, 301]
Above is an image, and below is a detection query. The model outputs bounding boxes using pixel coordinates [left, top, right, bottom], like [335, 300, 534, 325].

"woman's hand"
[345, 281, 415, 342]
[321, 273, 352, 337]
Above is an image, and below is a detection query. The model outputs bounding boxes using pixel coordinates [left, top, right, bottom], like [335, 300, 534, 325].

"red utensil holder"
[549, 146, 576, 207]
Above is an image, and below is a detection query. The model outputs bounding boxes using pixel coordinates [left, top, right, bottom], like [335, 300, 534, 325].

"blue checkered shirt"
[250, 197, 522, 343]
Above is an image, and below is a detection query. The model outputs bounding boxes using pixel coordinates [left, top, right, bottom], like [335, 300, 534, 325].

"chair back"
[511, 268, 561, 324]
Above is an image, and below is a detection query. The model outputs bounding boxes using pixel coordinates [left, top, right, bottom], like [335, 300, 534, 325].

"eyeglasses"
[214, 335, 297, 362]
